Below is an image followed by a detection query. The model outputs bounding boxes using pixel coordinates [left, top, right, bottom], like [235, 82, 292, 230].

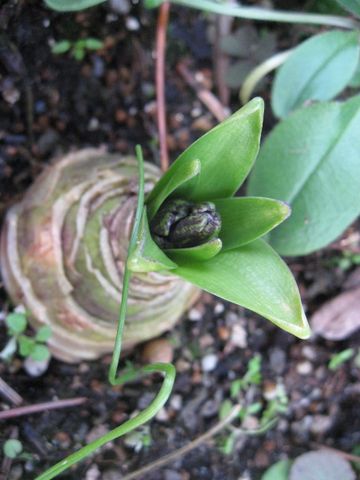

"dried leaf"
[311, 287, 360, 340]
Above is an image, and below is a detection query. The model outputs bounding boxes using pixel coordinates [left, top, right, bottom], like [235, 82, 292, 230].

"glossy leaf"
[127, 208, 177, 272]
[166, 238, 222, 262]
[146, 158, 201, 220]
[213, 197, 290, 251]
[171, 98, 264, 202]
[44, 0, 106, 11]
[336, 0, 360, 17]
[272, 31, 360, 118]
[248, 96, 360, 256]
[262, 460, 292, 480]
[174, 239, 310, 339]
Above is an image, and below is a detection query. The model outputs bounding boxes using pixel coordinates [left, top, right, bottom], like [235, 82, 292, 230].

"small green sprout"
[0, 311, 51, 362]
[3, 439, 33, 461]
[230, 354, 262, 398]
[51, 38, 104, 61]
[328, 348, 355, 371]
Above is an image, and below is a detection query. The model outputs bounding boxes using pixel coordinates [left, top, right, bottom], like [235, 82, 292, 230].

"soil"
[0, 1, 359, 479]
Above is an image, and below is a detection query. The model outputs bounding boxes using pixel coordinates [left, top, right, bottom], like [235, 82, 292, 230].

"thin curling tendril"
[35, 145, 176, 480]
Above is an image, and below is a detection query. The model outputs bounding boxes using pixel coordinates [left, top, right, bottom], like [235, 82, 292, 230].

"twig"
[177, 61, 229, 122]
[213, 3, 233, 106]
[0, 377, 23, 406]
[121, 404, 241, 480]
[0, 396, 87, 421]
[155, 1, 170, 171]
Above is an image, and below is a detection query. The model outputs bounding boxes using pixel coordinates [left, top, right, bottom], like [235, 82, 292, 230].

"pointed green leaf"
[248, 96, 360, 256]
[44, 0, 106, 11]
[174, 239, 310, 339]
[127, 208, 177, 272]
[170, 98, 264, 202]
[146, 158, 201, 220]
[214, 197, 290, 251]
[166, 238, 222, 262]
[272, 31, 360, 118]
[336, 0, 360, 17]
[35, 326, 52, 343]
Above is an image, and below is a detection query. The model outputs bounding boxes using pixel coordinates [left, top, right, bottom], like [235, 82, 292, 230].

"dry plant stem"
[214, 6, 233, 106]
[0, 377, 23, 406]
[0, 397, 87, 421]
[121, 404, 242, 480]
[177, 61, 229, 122]
[156, 1, 170, 171]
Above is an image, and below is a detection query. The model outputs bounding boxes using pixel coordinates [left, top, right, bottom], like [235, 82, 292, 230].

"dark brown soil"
[0, 1, 359, 479]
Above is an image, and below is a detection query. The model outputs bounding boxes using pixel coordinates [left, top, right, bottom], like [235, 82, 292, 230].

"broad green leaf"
[127, 208, 177, 272]
[51, 40, 72, 54]
[336, 0, 360, 17]
[272, 31, 360, 118]
[166, 238, 222, 262]
[213, 197, 290, 251]
[146, 158, 201, 220]
[174, 239, 310, 339]
[31, 344, 51, 361]
[170, 98, 264, 202]
[261, 460, 292, 480]
[44, 0, 106, 11]
[349, 58, 360, 87]
[35, 326, 52, 342]
[248, 96, 360, 256]
[5, 313, 27, 335]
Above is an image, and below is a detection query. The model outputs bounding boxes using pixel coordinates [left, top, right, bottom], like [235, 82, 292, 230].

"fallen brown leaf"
[311, 287, 360, 340]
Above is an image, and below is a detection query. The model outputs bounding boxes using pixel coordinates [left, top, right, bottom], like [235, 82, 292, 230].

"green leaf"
[72, 47, 85, 61]
[146, 158, 201, 220]
[328, 348, 354, 370]
[84, 38, 104, 50]
[170, 98, 264, 202]
[44, 0, 106, 11]
[31, 344, 51, 361]
[248, 96, 360, 256]
[166, 238, 222, 262]
[127, 208, 177, 272]
[3, 439, 23, 459]
[219, 399, 233, 420]
[5, 312, 27, 335]
[349, 58, 360, 87]
[272, 30, 360, 118]
[336, 0, 360, 17]
[213, 197, 290, 251]
[261, 459, 292, 480]
[18, 336, 35, 357]
[35, 326, 52, 343]
[174, 239, 310, 339]
[51, 40, 72, 54]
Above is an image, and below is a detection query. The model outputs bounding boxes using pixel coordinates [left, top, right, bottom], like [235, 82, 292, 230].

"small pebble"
[85, 464, 101, 480]
[269, 347, 286, 375]
[214, 302, 225, 315]
[302, 345, 317, 361]
[141, 338, 173, 364]
[188, 308, 202, 321]
[23, 356, 50, 377]
[156, 407, 169, 422]
[170, 394, 183, 411]
[310, 414, 332, 435]
[201, 353, 218, 372]
[296, 360, 313, 375]
[109, 0, 130, 14]
[230, 324, 247, 348]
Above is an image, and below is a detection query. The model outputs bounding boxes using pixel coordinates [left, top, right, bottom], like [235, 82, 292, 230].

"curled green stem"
[35, 145, 176, 480]
[145, 0, 358, 29]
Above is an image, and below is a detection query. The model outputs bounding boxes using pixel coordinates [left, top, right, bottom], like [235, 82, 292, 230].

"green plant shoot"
[37, 99, 309, 478]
